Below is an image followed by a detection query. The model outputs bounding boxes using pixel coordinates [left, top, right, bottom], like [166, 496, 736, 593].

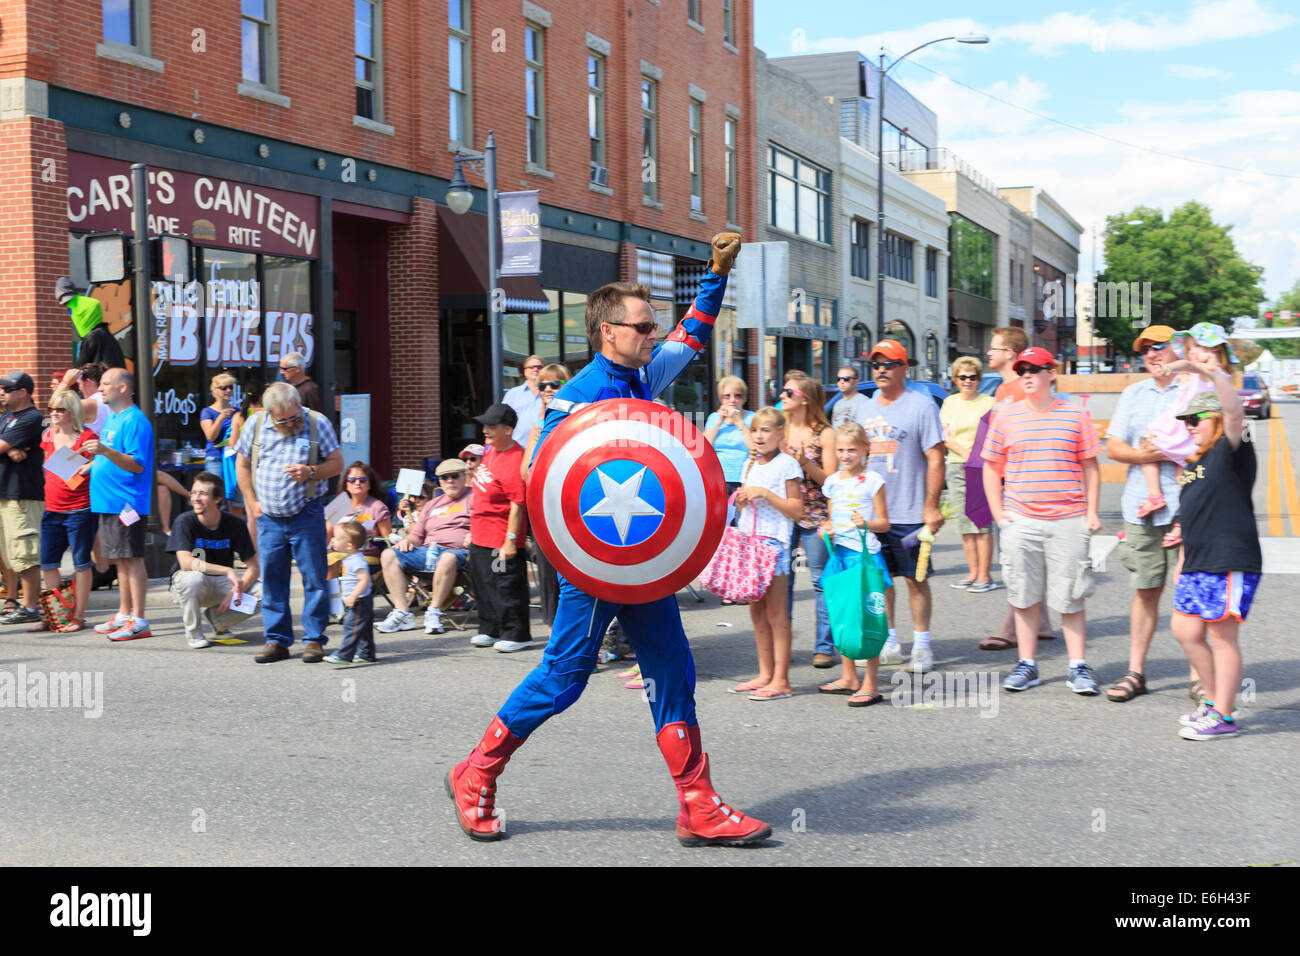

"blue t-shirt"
[90, 405, 154, 516]
[341, 552, 372, 599]
[704, 409, 755, 482]
[200, 406, 232, 459]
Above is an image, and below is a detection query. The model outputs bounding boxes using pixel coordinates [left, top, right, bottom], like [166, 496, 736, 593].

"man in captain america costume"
[446, 232, 771, 847]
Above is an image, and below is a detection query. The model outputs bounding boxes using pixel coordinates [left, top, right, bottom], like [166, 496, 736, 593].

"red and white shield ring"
[527, 398, 728, 604]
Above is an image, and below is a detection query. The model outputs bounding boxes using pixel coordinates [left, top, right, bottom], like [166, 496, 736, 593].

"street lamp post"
[875, 34, 988, 350]
[445, 131, 504, 401]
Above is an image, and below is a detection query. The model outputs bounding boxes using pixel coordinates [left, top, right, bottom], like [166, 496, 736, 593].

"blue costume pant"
[497, 576, 697, 738]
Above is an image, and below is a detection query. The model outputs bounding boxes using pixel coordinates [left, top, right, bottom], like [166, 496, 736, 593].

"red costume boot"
[656, 721, 771, 847]
[446, 716, 525, 841]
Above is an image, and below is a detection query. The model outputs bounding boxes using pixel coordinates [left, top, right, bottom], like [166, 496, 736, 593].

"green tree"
[1095, 202, 1265, 355]
[1261, 279, 1300, 360]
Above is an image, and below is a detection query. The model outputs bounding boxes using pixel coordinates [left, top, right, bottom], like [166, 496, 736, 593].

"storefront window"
[534, 290, 561, 365]
[502, 312, 530, 388]
[562, 292, 589, 369]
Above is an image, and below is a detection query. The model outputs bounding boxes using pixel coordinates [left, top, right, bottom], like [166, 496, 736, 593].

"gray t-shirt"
[852, 389, 944, 523]
[830, 391, 869, 428]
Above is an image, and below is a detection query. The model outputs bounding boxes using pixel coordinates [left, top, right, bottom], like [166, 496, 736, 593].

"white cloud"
[1166, 64, 1227, 79]
[794, 1, 1294, 60]
[1288, 61, 1300, 74]
[906, 74, 1051, 135]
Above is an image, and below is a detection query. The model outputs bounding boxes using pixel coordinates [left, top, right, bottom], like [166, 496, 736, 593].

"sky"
[754, 0, 1300, 302]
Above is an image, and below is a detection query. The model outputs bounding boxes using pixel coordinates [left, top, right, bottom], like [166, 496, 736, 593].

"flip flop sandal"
[847, 692, 885, 708]
[27, 620, 50, 632]
[979, 635, 1017, 651]
[747, 689, 793, 701]
[616, 664, 641, 680]
[56, 619, 86, 633]
[624, 678, 645, 690]
[1188, 679, 1205, 702]
[1106, 670, 1147, 702]
[818, 680, 860, 694]
[727, 681, 766, 695]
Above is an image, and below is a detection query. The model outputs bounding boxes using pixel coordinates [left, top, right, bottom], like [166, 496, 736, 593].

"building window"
[926, 248, 938, 297]
[724, 116, 737, 224]
[768, 145, 830, 243]
[525, 24, 545, 167]
[355, 0, 381, 120]
[950, 214, 997, 300]
[689, 99, 703, 212]
[723, 0, 735, 44]
[241, 0, 276, 87]
[642, 78, 658, 201]
[449, 0, 471, 145]
[588, 54, 606, 171]
[884, 233, 914, 283]
[850, 219, 871, 279]
[103, 0, 150, 52]
[688, 0, 701, 25]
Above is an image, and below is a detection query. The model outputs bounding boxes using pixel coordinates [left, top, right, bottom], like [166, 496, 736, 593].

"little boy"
[325, 521, 376, 664]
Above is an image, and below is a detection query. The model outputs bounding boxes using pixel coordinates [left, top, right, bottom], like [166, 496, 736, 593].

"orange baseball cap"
[869, 339, 916, 366]
[1132, 325, 1175, 351]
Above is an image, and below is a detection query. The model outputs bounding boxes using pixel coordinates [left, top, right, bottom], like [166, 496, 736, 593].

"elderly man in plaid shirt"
[235, 382, 344, 663]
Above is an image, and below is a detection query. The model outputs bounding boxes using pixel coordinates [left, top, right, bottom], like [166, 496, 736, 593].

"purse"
[38, 578, 77, 631]
[821, 531, 890, 661]
[699, 491, 779, 603]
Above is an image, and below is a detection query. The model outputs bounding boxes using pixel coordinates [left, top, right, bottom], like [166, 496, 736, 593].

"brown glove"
[707, 232, 742, 276]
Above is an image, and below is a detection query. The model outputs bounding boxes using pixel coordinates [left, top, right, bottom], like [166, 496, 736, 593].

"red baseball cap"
[869, 339, 916, 366]
[1012, 347, 1057, 372]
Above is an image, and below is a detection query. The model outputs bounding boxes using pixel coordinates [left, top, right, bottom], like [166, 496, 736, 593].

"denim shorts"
[756, 535, 791, 576]
[40, 508, 96, 572]
[395, 544, 469, 574]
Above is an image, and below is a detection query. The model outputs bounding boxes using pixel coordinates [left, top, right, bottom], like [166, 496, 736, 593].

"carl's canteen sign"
[66, 152, 319, 260]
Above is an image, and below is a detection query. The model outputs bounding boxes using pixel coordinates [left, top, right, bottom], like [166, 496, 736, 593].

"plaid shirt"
[1107, 377, 1182, 525]
[233, 410, 340, 517]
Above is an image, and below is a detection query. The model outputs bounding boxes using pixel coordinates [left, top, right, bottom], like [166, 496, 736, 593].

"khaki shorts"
[1118, 521, 1176, 591]
[945, 461, 991, 535]
[0, 498, 43, 573]
[999, 514, 1095, 614]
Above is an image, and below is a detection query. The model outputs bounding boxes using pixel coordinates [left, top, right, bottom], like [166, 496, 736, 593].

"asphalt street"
[2, 396, 1297, 867]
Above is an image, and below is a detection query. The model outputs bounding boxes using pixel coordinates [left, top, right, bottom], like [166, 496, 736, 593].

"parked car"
[1238, 373, 1272, 419]
[824, 379, 949, 415]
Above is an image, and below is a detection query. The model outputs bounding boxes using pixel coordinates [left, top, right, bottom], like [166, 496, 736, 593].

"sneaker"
[187, 632, 212, 649]
[301, 642, 325, 663]
[950, 577, 975, 589]
[324, 653, 353, 664]
[1178, 710, 1239, 741]
[494, 639, 534, 653]
[424, 610, 445, 634]
[354, 655, 377, 664]
[376, 609, 417, 633]
[1178, 703, 1241, 726]
[106, 618, 151, 641]
[470, 634, 496, 648]
[0, 605, 42, 625]
[967, 579, 998, 593]
[878, 643, 905, 666]
[1003, 660, 1040, 692]
[254, 642, 290, 664]
[94, 613, 130, 635]
[1066, 663, 1100, 695]
[902, 647, 934, 674]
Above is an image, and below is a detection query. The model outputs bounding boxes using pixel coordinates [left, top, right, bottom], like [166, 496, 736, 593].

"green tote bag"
[821, 531, 890, 661]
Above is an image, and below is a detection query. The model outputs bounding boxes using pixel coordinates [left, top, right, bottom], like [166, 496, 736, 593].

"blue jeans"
[788, 524, 832, 655]
[258, 498, 329, 647]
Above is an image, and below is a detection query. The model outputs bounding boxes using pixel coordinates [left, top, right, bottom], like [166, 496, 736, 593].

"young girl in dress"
[1136, 322, 1236, 548]
[816, 424, 893, 706]
[729, 407, 803, 701]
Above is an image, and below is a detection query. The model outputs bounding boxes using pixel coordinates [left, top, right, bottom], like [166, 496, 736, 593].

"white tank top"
[88, 392, 110, 434]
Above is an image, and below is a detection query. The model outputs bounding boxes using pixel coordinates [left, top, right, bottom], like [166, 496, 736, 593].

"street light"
[446, 131, 504, 401]
[875, 34, 988, 354]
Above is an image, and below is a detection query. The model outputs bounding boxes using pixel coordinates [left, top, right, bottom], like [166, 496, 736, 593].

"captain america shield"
[527, 398, 728, 603]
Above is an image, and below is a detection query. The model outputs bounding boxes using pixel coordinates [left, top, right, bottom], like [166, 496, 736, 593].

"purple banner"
[498, 190, 541, 276]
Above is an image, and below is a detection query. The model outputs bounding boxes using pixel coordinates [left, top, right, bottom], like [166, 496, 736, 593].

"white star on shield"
[582, 466, 664, 545]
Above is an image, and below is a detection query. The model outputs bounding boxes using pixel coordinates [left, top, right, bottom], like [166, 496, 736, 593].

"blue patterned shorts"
[756, 535, 791, 576]
[1173, 571, 1261, 623]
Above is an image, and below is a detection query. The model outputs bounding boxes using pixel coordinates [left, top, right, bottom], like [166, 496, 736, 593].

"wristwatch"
[308, 466, 317, 481]
[506, 532, 517, 542]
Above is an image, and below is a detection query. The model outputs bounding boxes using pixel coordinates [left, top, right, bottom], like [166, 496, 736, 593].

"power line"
[896, 57, 1300, 181]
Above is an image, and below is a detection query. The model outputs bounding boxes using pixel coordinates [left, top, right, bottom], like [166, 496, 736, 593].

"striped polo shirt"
[982, 398, 1100, 519]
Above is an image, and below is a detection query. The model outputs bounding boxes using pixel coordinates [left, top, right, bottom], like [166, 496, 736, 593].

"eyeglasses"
[48, 407, 67, 413]
[837, 375, 857, 382]
[346, 476, 369, 484]
[781, 387, 804, 398]
[1142, 342, 1170, 355]
[439, 474, 465, 481]
[524, 364, 543, 371]
[606, 320, 657, 335]
[271, 414, 302, 427]
[217, 385, 234, 390]
[869, 360, 904, 371]
[1017, 364, 1053, 376]
[956, 374, 980, 382]
[539, 380, 565, 390]
[988, 347, 1017, 353]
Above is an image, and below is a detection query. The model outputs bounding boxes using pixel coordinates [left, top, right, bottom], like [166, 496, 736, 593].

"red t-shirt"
[469, 443, 527, 548]
[994, 377, 1027, 405]
[41, 427, 97, 512]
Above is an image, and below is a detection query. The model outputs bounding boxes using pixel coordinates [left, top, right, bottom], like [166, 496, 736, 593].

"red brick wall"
[386, 196, 440, 469]
[0, 116, 71, 397]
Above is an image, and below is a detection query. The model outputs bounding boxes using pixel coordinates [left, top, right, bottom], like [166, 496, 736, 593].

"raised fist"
[708, 232, 742, 277]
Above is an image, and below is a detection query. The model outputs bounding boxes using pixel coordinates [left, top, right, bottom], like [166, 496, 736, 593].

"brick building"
[0, 0, 755, 482]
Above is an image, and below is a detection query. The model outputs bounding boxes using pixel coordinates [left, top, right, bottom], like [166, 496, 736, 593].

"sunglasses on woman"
[956, 374, 980, 382]
[346, 476, 369, 484]
[781, 387, 804, 398]
[539, 380, 566, 390]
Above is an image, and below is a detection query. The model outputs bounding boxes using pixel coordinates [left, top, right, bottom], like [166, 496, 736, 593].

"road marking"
[1277, 414, 1300, 536]
[1266, 418, 1284, 536]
